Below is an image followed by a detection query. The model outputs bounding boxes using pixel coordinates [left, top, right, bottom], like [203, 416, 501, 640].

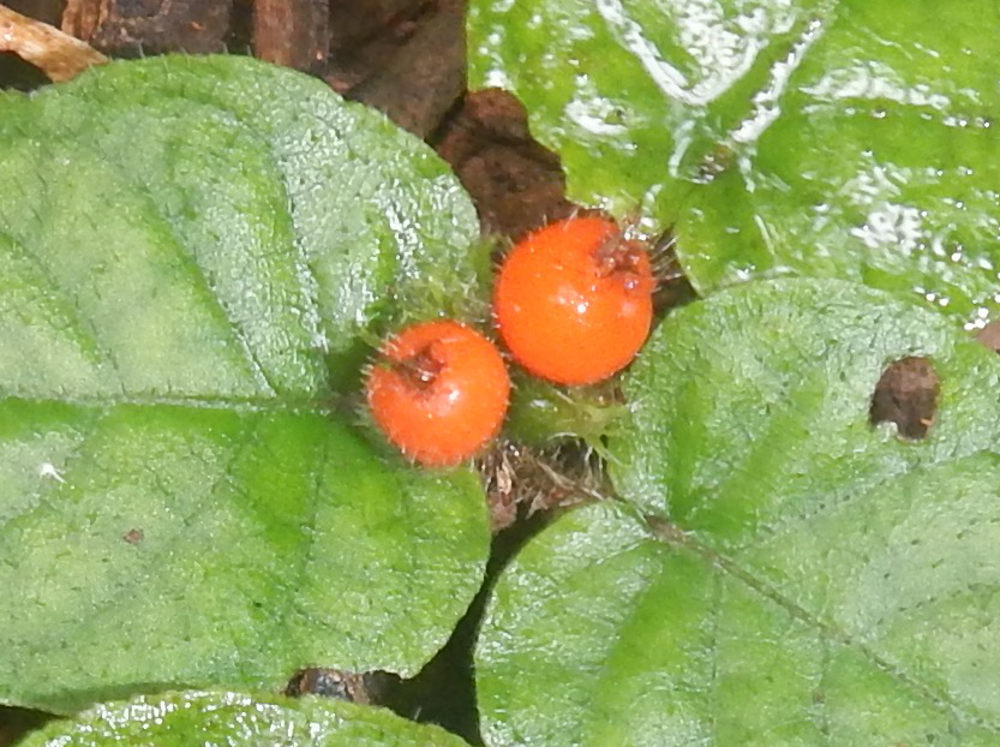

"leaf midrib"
[0, 396, 338, 415]
[644, 514, 1000, 736]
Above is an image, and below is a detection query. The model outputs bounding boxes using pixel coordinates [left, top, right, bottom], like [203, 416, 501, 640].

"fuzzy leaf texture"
[0, 55, 491, 713]
[18, 690, 468, 746]
[469, 0, 1000, 327]
[477, 278, 1000, 744]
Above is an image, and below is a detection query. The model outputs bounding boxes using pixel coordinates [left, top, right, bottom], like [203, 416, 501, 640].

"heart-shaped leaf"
[476, 278, 1000, 742]
[19, 690, 468, 746]
[611, 278, 1000, 539]
[469, 0, 1000, 325]
[0, 56, 490, 713]
[3, 54, 487, 389]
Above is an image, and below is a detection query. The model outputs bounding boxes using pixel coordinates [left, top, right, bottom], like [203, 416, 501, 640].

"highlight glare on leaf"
[469, 0, 1000, 325]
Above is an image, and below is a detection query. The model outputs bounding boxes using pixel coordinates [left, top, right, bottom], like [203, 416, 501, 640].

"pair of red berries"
[365, 215, 655, 466]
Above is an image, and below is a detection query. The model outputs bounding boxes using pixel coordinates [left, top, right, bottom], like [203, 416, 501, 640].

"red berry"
[493, 216, 654, 386]
[365, 320, 510, 467]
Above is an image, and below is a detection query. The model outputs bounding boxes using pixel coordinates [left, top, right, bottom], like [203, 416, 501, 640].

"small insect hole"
[869, 356, 940, 439]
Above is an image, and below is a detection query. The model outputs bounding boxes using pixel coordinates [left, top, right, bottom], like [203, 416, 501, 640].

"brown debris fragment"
[6, 0, 63, 26]
[325, 0, 463, 138]
[62, 0, 230, 56]
[328, 0, 416, 56]
[0, 3, 106, 81]
[283, 667, 372, 704]
[477, 439, 603, 532]
[324, 0, 429, 93]
[62, 0, 108, 41]
[338, 0, 463, 138]
[435, 88, 575, 240]
[478, 440, 519, 531]
[252, 0, 328, 72]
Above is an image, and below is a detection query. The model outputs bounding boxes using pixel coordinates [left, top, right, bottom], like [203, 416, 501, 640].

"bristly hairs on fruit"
[349, 232, 500, 454]
[510, 204, 686, 296]
[400, 233, 497, 327]
[646, 227, 683, 283]
[363, 319, 510, 466]
[596, 210, 686, 296]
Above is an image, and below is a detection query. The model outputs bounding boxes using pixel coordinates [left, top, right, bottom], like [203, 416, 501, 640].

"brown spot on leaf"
[122, 528, 143, 544]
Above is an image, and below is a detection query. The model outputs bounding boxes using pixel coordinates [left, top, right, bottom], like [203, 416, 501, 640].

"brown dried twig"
[62, 0, 109, 42]
[0, 2, 106, 82]
[252, 0, 328, 72]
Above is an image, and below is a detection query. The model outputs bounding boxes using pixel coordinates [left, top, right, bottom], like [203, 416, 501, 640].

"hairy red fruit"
[366, 320, 510, 467]
[493, 216, 654, 385]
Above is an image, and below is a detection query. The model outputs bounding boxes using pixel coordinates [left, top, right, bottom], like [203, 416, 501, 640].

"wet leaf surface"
[0, 56, 491, 713]
[19, 690, 469, 746]
[469, 0, 1000, 325]
[477, 279, 1000, 744]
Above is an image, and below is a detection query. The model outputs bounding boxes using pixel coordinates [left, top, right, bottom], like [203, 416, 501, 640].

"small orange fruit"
[493, 215, 654, 385]
[365, 320, 510, 467]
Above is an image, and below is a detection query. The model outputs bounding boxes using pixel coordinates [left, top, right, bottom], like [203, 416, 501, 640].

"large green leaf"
[19, 690, 468, 746]
[469, 0, 1000, 326]
[478, 497, 1000, 745]
[476, 279, 1000, 743]
[0, 56, 490, 713]
[3, 55, 486, 388]
[612, 278, 1000, 543]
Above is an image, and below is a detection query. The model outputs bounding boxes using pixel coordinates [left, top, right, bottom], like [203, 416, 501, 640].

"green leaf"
[610, 278, 1000, 542]
[476, 279, 1000, 743]
[0, 56, 490, 713]
[19, 690, 469, 746]
[3, 55, 486, 389]
[478, 498, 1000, 745]
[468, 0, 1000, 325]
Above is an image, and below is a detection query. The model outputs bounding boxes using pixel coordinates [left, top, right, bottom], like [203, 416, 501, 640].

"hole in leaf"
[869, 356, 940, 439]
[282, 667, 395, 705]
[379, 509, 556, 745]
[976, 320, 1000, 353]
